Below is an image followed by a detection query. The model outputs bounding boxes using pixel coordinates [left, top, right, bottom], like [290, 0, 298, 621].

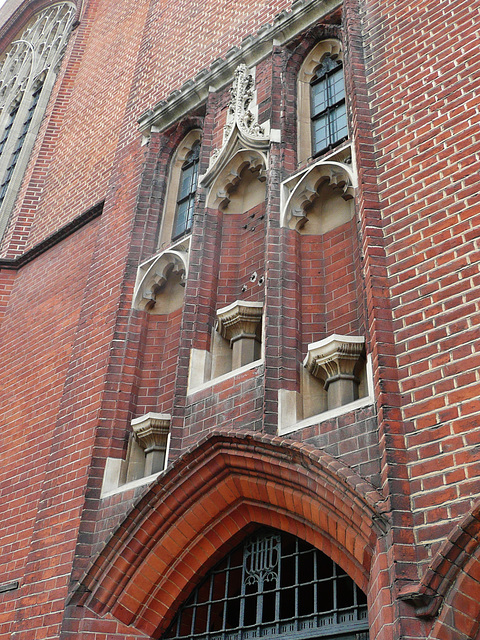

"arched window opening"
[0, 2, 76, 236]
[162, 529, 368, 640]
[310, 54, 347, 156]
[172, 140, 200, 240]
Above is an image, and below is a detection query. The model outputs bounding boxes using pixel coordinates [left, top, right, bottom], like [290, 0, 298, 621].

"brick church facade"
[0, 0, 479, 638]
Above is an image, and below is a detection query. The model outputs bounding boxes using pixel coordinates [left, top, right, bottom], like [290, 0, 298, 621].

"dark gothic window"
[162, 529, 368, 640]
[172, 140, 200, 240]
[310, 55, 347, 155]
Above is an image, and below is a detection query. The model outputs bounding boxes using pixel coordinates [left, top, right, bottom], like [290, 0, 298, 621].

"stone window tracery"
[0, 2, 76, 237]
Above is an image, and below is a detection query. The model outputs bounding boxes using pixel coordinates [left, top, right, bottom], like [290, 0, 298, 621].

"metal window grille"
[310, 55, 348, 156]
[172, 141, 200, 240]
[162, 529, 368, 640]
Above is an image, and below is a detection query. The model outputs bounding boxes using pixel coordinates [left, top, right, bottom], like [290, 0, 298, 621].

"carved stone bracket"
[132, 241, 189, 314]
[304, 335, 365, 410]
[216, 300, 263, 368]
[281, 158, 356, 230]
[131, 413, 171, 476]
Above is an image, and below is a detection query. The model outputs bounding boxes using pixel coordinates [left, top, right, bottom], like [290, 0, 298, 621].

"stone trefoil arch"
[132, 242, 189, 314]
[281, 158, 356, 229]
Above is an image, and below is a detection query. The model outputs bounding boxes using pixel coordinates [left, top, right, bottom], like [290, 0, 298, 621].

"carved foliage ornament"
[223, 63, 266, 144]
[203, 64, 270, 187]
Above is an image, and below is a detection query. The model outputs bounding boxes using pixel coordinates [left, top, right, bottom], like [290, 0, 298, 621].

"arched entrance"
[78, 432, 387, 638]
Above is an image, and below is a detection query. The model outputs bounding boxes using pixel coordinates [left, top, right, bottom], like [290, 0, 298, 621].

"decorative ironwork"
[243, 532, 280, 587]
[162, 529, 368, 640]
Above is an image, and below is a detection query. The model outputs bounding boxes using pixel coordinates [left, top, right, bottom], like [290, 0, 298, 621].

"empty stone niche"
[279, 335, 370, 433]
[188, 300, 263, 390]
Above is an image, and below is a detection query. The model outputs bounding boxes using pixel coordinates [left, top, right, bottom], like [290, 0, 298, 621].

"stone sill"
[187, 358, 264, 396]
[278, 396, 375, 436]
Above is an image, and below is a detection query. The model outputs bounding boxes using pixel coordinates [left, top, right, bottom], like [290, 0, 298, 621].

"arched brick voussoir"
[79, 431, 390, 635]
[397, 498, 480, 639]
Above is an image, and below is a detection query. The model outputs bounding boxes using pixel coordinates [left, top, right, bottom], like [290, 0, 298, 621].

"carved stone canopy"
[201, 64, 272, 190]
[281, 159, 356, 230]
[304, 335, 365, 388]
[216, 300, 263, 345]
[132, 243, 189, 314]
[131, 413, 171, 454]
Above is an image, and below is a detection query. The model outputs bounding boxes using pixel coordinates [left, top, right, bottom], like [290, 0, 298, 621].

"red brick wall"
[0, 218, 101, 638]
[363, 0, 480, 549]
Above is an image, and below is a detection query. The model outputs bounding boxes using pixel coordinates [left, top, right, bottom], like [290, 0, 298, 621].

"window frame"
[310, 54, 347, 157]
[297, 40, 346, 165]
[0, 2, 76, 239]
[158, 129, 202, 249]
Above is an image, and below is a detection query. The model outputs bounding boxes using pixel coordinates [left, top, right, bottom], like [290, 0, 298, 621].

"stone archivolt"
[77, 432, 388, 637]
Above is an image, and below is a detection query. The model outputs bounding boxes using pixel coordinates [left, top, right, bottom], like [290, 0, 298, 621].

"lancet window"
[310, 54, 347, 155]
[172, 139, 200, 240]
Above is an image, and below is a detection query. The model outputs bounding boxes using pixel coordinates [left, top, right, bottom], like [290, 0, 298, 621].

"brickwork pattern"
[362, 0, 480, 548]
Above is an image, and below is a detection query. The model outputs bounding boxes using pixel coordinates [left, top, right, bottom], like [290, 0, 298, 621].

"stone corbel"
[304, 335, 365, 410]
[281, 159, 356, 229]
[216, 300, 263, 368]
[132, 242, 189, 314]
[131, 413, 171, 476]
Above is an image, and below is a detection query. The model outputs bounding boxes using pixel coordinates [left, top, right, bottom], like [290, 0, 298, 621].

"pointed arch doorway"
[162, 527, 369, 640]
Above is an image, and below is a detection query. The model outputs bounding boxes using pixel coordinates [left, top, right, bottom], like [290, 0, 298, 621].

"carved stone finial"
[223, 64, 265, 144]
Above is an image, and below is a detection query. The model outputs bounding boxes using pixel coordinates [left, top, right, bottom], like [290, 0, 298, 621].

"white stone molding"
[131, 413, 171, 452]
[131, 413, 171, 477]
[132, 240, 189, 314]
[281, 158, 356, 229]
[304, 335, 365, 384]
[304, 335, 365, 410]
[138, 0, 340, 138]
[217, 300, 263, 369]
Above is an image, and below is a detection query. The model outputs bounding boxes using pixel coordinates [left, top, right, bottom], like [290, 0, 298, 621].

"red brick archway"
[79, 431, 387, 638]
[426, 501, 480, 640]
